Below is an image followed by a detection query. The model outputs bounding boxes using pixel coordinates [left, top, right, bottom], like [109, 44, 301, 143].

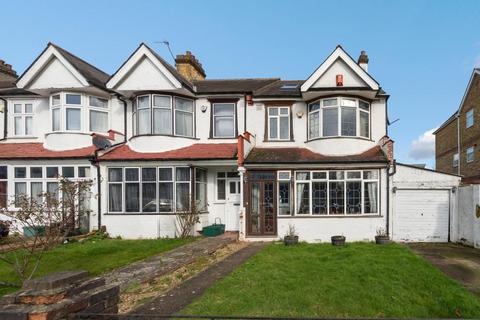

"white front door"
[225, 179, 241, 231]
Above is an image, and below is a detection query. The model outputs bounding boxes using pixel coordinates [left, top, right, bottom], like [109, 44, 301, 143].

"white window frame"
[174, 97, 195, 138]
[466, 109, 474, 128]
[88, 95, 109, 133]
[12, 101, 34, 137]
[308, 97, 371, 140]
[267, 106, 290, 141]
[152, 95, 173, 135]
[467, 146, 475, 163]
[213, 103, 236, 138]
[11, 165, 90, 208]
[107, 166, 193, 214]
[293, 169, 379, 216]
[453, 153, 459, 168]
[277, 171, 292, 216]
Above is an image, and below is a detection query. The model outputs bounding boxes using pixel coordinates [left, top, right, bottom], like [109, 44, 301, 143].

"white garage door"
[393, 189, 450, 242]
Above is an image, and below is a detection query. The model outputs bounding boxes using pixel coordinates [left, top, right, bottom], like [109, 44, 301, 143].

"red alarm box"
[336, 74, 343, 86]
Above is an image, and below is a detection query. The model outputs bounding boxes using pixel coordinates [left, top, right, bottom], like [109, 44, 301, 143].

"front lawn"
[183, 242, 480, 318]
[0, 236, 194, 296]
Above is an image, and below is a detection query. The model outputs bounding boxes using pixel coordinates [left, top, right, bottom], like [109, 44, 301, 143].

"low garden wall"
[0, 270, 119, 320]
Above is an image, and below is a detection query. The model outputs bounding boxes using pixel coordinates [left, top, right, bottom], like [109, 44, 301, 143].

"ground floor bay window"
[107, 166, 207, 214]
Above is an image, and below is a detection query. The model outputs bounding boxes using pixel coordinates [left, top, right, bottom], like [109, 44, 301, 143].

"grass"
[0, 236, 195, 296]
[182, 242, 480, 318]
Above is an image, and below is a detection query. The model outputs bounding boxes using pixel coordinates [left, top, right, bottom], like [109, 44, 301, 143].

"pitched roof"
[98, 143, 237, 161]
[0, 143, 96, 159]
[142, 43, 195, 91]
[253, 80, 303, 97]
[48, 43, 110, 90]
[433, 111, 458, 135]
[0, 87, 38, 96]
[193, 78, 279, 94]
[245, 146, 388, 164]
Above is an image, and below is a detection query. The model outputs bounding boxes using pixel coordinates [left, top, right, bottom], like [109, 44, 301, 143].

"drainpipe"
[0, 97, 7, 141]
[117, 95, 128, 143]
[457, 113, 460, 175]
[386, 160, 397, 236]
[89, 150, 102, 231]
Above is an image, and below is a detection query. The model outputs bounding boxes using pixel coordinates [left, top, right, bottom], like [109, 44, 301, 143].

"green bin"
[202, 219, 225, 237]
[23, 226, 45, 237]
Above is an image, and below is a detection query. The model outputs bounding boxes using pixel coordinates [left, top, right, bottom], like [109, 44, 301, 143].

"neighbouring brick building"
[434, 68, 480, 181]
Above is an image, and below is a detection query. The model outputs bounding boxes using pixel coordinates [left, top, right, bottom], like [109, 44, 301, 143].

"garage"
[391, 163, 461, 243]
[393, 189, 450, 242]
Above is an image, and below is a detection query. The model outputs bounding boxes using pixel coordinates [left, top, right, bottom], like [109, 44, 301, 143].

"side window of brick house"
[467, 147, 475, 163]
[466, 109, 474, 128]
[453, 153, 459, 168]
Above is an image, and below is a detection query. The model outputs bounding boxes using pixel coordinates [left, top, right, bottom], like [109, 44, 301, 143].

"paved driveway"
[408, 243, 480, 296]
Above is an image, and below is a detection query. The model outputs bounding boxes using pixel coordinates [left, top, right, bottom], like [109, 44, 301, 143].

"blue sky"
[1, 0, 479, 167]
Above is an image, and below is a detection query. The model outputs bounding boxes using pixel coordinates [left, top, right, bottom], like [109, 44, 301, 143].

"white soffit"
[16, 45, 89, 89]
[301, 46, 379, 92]
[107, 44, 182, 90]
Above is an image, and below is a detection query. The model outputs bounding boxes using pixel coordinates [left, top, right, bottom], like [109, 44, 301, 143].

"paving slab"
[103, 234, 237, 290]
[408, 242, 480, 296]
[131, 242, 266, 315]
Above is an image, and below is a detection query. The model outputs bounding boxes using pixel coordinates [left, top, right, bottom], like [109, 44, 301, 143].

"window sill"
[208, 137, 237, 140]
[104, 211, 209, 216]
[278, 214, 383, 219]
[262, 139, 295, 143]
[7, 136, 38, 139]
[45, 132, 91, 136]
[129, 134, 199, 141]
[306, 136, 373, 143]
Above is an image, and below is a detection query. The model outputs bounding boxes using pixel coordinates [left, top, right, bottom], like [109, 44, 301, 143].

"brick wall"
[436, 73, 480, 178]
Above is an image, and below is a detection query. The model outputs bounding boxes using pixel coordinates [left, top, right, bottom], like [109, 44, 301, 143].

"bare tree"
[0, 178, 92, 285]
[175, 201, 201, 239]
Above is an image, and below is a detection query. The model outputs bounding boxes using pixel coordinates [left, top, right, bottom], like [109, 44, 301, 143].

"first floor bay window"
[108, 166, 206, 214]
[308, 97, 370, 140]
[294, 169, 379, 215]
[133, 94, 193, 137]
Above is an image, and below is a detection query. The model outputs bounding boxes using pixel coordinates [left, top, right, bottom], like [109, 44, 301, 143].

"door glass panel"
[229, 181, 236, 194]
[264, 182, 275, 233]
[250, 182, 261, 234]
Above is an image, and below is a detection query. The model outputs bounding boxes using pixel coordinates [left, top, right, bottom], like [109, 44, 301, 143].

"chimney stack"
[358, 50, 369, 72]
[175, 51, 206, 81]
[0, 59, 17, 83]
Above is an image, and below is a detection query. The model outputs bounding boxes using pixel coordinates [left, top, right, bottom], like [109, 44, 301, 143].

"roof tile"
[0, 143, 96, 159]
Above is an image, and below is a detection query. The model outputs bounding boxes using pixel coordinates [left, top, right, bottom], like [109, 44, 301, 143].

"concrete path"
[104, 233, 237, 290]
[131, 242, 266, 315]
[408, 243, 480, 296]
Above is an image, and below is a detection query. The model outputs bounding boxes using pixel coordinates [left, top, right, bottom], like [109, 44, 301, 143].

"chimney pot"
[358, 50, 369, 72]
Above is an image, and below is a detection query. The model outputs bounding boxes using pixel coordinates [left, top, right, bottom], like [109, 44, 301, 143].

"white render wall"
[457, 185, 480, 248]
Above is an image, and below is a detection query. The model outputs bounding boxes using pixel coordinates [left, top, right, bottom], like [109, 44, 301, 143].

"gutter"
[117, 95, 128, 143]
[457, 113, 460, 175]
[386, 160, 397, 236]
[0, 97, 7, 141]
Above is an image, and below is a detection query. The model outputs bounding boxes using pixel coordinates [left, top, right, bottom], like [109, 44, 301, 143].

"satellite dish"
[92, 135, 112, 150]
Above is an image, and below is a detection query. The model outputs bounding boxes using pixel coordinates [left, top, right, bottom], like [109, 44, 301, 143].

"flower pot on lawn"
[375, 235, 391, 245]
[284, 235, 299, 246]
[331, 235, 346, 246]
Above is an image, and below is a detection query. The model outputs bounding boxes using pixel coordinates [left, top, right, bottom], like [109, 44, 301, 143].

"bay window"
[308, 97, 370, 139]
[294, 169, 379, 215]
[50, 92, 110, 133]
[11, 165, 91, 208]
[108, 166, 203, 213]
[268, 107, 290, 140]
[213, 103, 235, 138]
[133, 94, 194, 138]
[13, 102, 33, 136]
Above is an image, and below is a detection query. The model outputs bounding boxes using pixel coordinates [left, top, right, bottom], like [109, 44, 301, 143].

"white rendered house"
[0, 43, 461, 242]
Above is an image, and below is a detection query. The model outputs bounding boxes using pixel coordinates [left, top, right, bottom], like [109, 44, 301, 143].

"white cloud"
[408, 128, 437, 160]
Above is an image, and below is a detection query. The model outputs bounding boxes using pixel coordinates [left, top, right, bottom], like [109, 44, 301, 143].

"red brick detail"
[98, 143, 237, 161]
[0, 143, 96, 159]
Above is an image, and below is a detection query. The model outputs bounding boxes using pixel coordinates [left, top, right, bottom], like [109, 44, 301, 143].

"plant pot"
[331, 235, 346, 246]
[284, 235, 299, 246]
[375, 235, 390, 245]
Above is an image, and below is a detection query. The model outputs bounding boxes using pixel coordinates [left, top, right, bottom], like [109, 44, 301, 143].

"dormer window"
[133, 94, 194, 138]
[50, 92, 109, 133]
[12, 102, 34, 136]
[308, 97, 370, 140]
